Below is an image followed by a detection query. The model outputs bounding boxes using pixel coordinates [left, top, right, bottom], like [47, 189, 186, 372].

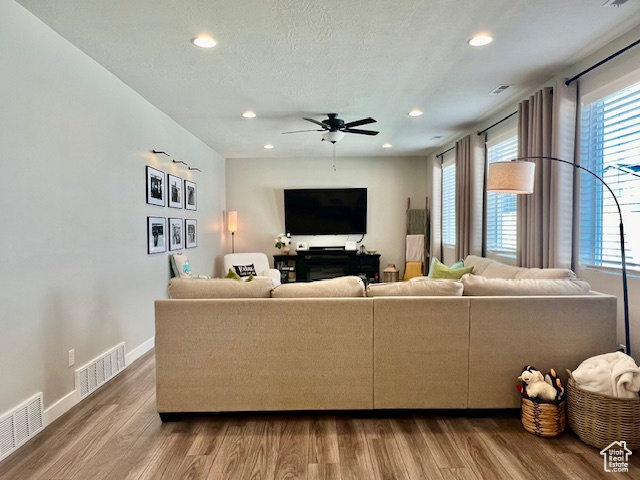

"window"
[442, 160, 456, 247]
[580, 80, 640, 271]
[486, 135, 518, 257]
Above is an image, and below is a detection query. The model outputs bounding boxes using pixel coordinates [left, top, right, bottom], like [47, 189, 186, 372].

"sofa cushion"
[367, 279, 463, 297]
[271, 276, 365, 298]
[481, 262, 524, 279]
[429, 258, 473, 279]
[461, 275, 591, 296]
[514, 268, 577, 280]
[168, 277, 273, 299]
[463, 255, 494, 276]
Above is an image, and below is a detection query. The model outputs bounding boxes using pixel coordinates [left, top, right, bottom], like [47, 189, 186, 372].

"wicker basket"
[521, 396, 566, 437]
[566, 370, 640, 450]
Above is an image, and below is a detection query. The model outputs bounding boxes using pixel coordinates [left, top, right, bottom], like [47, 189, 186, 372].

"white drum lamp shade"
[487, 161, 536, 194]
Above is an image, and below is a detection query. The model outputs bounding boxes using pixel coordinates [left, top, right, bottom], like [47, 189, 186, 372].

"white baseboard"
[42, 336, 155, 428]
[43, 389, 79, 427]
[126, 336, 154, 365]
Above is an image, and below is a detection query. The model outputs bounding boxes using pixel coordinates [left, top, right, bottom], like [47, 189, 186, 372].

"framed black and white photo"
[184, 180, 197, 211]
[167, 174, 182, 209]
[147, 216, 167, 254]
[185, 219, 197, 248]
[146, 166, 165, 206]
[169, 218, 184, 251]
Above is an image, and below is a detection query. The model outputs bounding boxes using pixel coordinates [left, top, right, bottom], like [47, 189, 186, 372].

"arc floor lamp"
[487, 156, 632, 357]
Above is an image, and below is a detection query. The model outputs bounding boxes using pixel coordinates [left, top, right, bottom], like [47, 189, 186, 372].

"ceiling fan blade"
[343, 117, 376, 128]
[343, 128, 379, 136]
[282, 129, 324, 134]
[303, 117, 329, 129]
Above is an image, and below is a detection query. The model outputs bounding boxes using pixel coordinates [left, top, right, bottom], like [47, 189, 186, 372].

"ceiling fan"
[282, 113, 379, 143]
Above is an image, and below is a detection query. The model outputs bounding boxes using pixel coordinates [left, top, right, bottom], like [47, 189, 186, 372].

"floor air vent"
[76, 343, 126, 399]
[0, 393, 44, 462]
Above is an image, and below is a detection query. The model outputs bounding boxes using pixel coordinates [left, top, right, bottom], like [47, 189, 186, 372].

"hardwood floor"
[1, 350, 639, 479]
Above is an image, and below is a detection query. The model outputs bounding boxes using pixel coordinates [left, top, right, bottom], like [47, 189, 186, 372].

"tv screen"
[284, 188, 367, 235]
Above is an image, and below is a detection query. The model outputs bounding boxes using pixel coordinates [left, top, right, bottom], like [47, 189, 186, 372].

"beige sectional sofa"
[155, 258, 617, 420]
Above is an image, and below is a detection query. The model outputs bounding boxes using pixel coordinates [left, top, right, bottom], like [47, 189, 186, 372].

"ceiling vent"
[489, 85, 512, 96]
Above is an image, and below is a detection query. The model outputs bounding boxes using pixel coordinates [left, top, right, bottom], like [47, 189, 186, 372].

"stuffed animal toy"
[518, 369, 558, 402]
[545, 368, 565, 401]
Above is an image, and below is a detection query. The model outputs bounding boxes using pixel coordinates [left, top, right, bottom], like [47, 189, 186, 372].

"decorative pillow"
[233, 264, 257, 277]
[427, 257, 464, 277]
[168, 278, 272, 299]
[225, 268, 254, 282]
[271, 276, 365, 298]
[367, 279, 463, 297]
[429, 258, 473, 279]
[171, 253, 193, 278]
[461, 274, 591, 296]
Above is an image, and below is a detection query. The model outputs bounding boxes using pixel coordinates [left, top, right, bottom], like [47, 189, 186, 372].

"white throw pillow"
[514, 268, 577, 280]
[171, 253, 193, 278]
[461, 274, 591, 296]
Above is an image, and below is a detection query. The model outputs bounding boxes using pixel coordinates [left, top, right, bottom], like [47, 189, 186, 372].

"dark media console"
[273, 249, 380, 283]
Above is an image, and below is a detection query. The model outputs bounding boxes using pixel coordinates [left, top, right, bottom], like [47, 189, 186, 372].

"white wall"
[226, 157, 429, 275]
[0, 0, 226, 416]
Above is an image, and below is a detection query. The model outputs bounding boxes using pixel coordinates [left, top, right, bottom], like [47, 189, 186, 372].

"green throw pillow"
[430, 258, 473, 279]
[427, 257, 464, 277]
[225, 268, 254, 282]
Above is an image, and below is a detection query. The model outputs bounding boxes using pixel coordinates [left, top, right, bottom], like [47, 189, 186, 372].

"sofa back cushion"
[367, 279, 463, 297]
[461, 275, 591, 296]
[514, 268, 577, 280]
[272, 276, 365, 298]
[168, 278, 273, 299]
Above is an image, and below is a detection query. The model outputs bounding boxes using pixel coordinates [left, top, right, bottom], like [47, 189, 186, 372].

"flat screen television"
[284, 188, 367, 235]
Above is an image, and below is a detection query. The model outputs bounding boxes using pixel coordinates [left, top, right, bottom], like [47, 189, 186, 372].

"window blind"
[442, 162, 456, 247]
[486, 135, 518, 257]
[580, 80, 640, 271]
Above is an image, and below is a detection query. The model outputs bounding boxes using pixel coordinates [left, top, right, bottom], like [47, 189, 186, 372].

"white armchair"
[223, 253, 281, 287]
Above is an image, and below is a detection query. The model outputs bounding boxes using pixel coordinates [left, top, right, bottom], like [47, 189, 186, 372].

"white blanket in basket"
[572, 352, 640, 399]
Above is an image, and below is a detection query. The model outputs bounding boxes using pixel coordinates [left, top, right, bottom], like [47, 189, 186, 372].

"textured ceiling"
[16, 0, 640, 158]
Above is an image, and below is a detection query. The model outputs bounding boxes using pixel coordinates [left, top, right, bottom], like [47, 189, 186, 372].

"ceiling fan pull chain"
[333, 143, 337, 171]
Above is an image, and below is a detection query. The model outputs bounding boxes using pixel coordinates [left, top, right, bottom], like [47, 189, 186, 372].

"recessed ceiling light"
[192, 36, 217, 48]
[382, 143, 393, 148]
[264, 144, 274, 149]
[468, 35, 493, 47]
[408, 109, 423, 117]
[242, 111, 256, 118]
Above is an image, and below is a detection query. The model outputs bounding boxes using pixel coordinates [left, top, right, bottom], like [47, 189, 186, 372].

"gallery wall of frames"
[145, 165, 198, 254]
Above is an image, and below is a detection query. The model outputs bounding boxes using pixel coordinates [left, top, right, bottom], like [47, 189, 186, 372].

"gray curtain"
[455, 135, 485, 259]
[430, 157, 443, 262]
[516, 80, 577, 268]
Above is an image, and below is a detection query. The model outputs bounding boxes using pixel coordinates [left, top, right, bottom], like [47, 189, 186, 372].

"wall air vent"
[76, 343, 126, 399]
[0, 393, 44, 462]
[489, 84, 513, 96]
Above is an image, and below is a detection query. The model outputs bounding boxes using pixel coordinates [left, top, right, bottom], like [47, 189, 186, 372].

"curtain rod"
[476, 111, 518, 136]
[565, 38, 640, 86]
[435, 146, 455, 158]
